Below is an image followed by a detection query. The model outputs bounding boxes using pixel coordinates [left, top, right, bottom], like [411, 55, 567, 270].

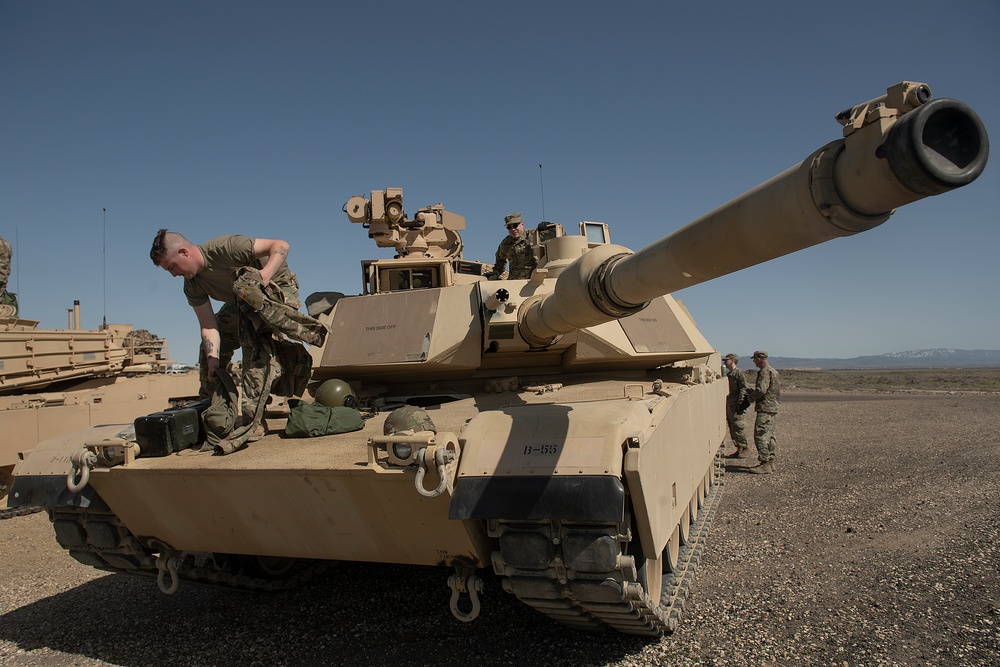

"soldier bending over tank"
[150, 230, 325, 451]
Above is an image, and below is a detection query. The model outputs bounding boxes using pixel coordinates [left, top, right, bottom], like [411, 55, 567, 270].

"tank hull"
[11, 372, 721, 563]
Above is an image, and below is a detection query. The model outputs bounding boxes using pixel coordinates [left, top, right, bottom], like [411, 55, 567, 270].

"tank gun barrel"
[519, 82, 989, 347]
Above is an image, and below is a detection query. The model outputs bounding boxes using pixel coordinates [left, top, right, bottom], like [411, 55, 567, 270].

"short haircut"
[149, 229, 191, 266]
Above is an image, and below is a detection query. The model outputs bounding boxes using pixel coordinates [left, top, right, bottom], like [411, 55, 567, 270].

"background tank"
[0, 300, 198, 514]
[7, 82, 989, 635]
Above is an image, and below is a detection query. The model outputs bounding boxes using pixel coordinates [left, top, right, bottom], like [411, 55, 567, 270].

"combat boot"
[749, 460, 772, 474]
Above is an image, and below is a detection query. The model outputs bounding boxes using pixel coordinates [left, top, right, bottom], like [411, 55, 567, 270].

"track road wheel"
[664, 526, 681, 573]
[678, 505, 692, 545]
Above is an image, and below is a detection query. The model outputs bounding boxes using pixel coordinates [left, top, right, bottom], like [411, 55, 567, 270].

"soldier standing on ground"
[487, 212, 537, 280]
[722, 353, 752, 458]
[748, 350, 780, 474]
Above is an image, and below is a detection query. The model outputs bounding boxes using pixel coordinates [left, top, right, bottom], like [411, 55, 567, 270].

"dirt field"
[1, 370, 998, 666]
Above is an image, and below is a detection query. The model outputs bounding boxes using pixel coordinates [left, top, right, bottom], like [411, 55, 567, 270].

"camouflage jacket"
[725, 367, 749, 407]
[750, 364, 780, 414]
[0, 235, 11, 292]
[489, 236, 537, 280]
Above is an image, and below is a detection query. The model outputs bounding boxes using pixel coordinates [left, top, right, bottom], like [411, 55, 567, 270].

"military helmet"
[383, 405, 437, 435]
[314, 379, 358, 409]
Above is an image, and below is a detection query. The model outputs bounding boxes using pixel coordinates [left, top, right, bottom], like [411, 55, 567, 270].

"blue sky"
[2, 1, 998, 365]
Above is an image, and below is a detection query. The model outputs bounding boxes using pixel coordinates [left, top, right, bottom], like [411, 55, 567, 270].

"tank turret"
[313, 81, 987, 380]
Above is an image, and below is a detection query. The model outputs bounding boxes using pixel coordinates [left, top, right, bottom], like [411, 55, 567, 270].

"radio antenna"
[538, 163, 546, 221]
[102, 208, 107, 328]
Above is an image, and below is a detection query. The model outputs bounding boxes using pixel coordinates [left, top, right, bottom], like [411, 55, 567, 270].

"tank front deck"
[85, 376, 679, 565]
[121, 376, 669, 473]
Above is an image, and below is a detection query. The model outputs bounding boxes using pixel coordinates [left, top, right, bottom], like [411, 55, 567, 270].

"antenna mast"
[538, 163, 546, 221]
[102, 208, 107, 328]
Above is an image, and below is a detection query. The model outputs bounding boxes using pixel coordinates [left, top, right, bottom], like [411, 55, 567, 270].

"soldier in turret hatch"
[487, 212, 537, 280]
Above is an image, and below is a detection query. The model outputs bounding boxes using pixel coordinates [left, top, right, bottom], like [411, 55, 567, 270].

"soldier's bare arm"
[252, 238, 290, 286]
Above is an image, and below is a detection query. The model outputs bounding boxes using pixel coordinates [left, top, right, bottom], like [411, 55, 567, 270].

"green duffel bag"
[285, 403, 364, 438]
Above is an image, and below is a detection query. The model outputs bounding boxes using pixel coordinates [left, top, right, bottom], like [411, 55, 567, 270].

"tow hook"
[447, 565, 484, 622]
[156, 552, 182, 594]
[67, 449, 98, 493]
[414, 445, 456, 498]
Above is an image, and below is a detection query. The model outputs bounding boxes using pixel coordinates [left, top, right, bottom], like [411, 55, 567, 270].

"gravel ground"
[1, 389, 998, 666]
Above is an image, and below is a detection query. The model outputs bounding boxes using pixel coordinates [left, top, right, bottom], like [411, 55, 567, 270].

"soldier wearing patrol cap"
[487, 212, 537, 280]
[748, 350, 780, 474]
[722, 353, 751, 458]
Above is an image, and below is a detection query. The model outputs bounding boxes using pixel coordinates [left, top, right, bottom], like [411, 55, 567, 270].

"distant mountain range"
[748, 349, 1000, 370]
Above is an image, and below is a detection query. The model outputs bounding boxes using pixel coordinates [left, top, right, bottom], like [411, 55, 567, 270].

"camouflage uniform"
[725, 364, 751, 452]
[0, 235, 17, 316]
[0, 235, 10, 294]
[204, 267, 326, 454]
[183, 235, 322, 424]
[489, 236, 536, 279]
[750, 360, 780, 464]
[488, 213, 537, 280]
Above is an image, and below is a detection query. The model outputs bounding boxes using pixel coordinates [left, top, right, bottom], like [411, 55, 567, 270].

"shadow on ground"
[0, 561, 655, 667]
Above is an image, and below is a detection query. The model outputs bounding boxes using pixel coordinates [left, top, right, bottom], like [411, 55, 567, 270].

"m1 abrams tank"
[7, 82, 989, 635]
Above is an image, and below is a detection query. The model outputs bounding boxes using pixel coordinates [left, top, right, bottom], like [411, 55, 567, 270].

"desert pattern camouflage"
[201, 267, 327, 454]
[752, 364, 780, 413]
[752, 365, 780, 463]
[0, 235, 10, 293]
[0, 236, 16, 317]
[725, 367, 750, 449]
[490, 236, 536, 279]
[233, 266, 324, 410]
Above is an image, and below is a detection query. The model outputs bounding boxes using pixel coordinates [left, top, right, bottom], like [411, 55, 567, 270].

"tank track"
[0, 505, 44, 520]
[48, 497, 325, 592]
[491, 452, 725, 636]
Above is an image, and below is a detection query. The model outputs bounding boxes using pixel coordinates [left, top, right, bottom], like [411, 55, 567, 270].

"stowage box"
[134, 402, 207, 457]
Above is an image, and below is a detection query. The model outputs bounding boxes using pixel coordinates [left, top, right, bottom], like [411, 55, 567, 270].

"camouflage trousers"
[726, 404, 750, 450]
[754, 411, 778, 463]
[198, 268, 326, 428]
